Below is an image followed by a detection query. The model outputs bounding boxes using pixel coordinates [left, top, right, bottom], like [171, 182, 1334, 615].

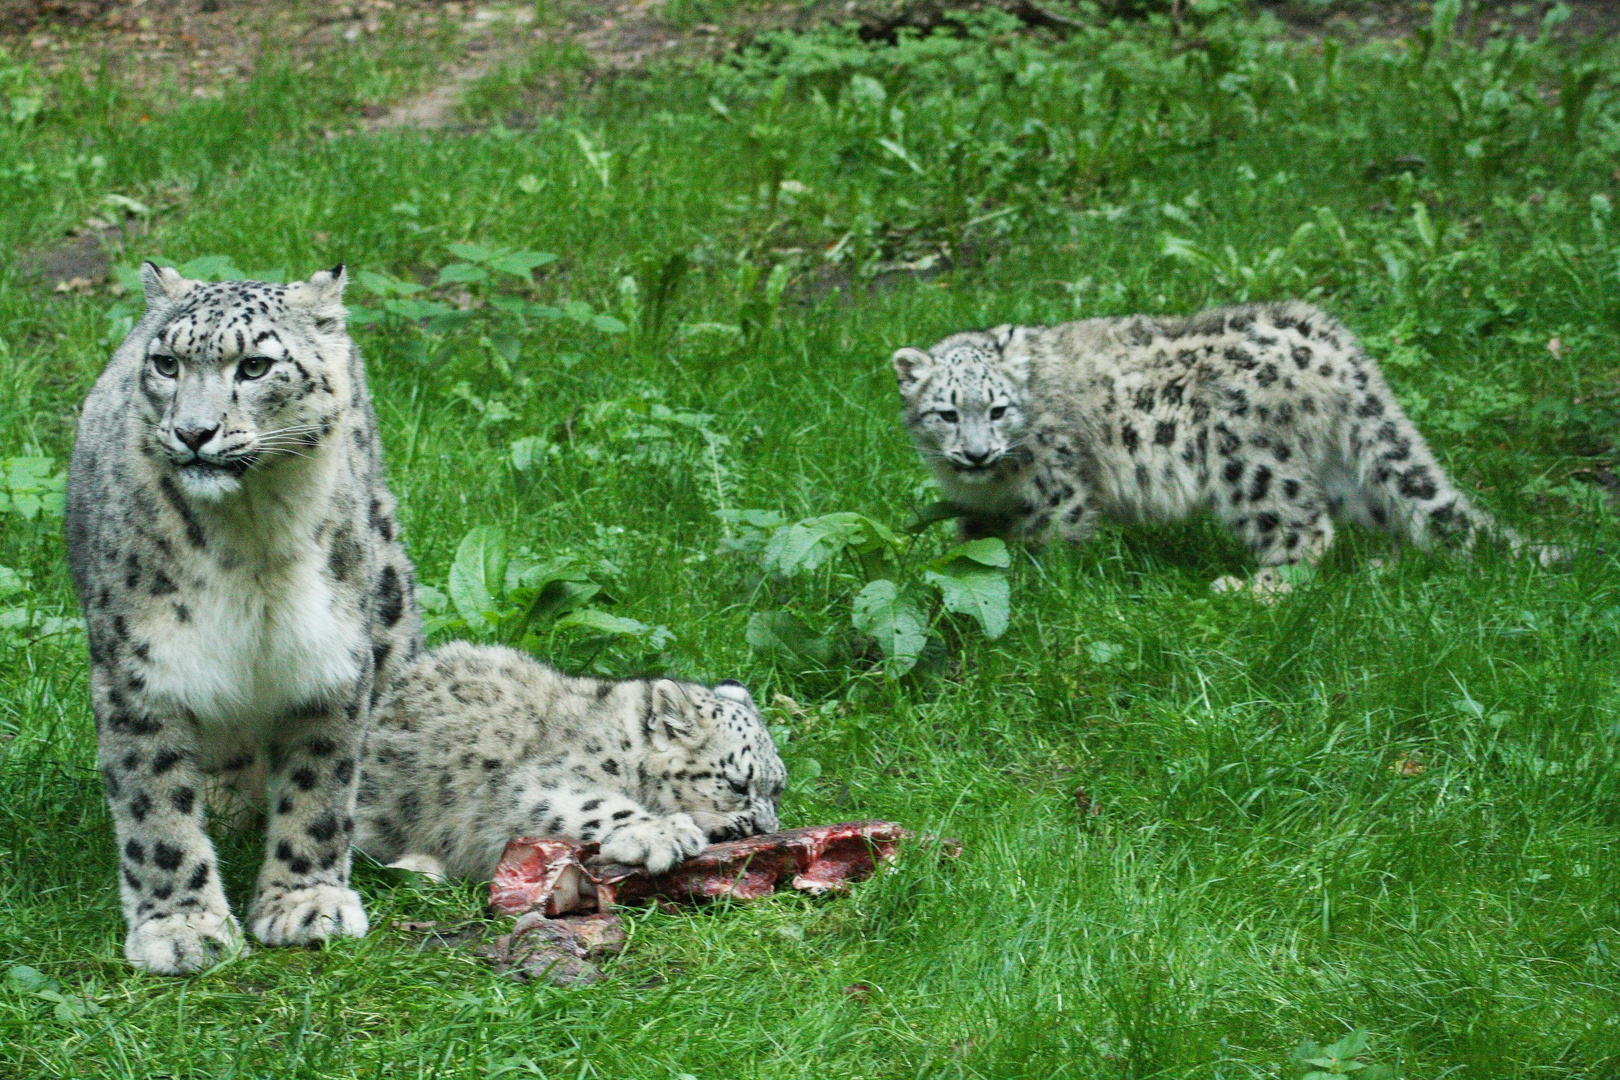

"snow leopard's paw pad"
[125, 909, 247, 975]
[249, 885, 368, 947]
[597, 814, 708, 874]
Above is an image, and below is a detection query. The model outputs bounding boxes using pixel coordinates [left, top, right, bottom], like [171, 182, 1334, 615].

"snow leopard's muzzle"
[690, 801, 780, 843]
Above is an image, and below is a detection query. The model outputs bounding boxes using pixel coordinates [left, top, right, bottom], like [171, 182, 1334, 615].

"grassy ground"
[3, 2, 1620, 1076]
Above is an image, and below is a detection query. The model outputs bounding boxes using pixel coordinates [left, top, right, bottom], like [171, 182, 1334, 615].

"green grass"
[4, 3, 1620, 1076]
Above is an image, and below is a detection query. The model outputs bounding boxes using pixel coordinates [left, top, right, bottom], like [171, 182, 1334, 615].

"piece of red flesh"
[489, 821, 913, 917]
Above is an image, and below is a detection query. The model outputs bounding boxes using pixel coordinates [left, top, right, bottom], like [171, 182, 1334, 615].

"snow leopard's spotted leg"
[1218, 464, 1336, 567]
[1020, 467, 1102, 546]
[248, 699, 368, 948]
[93, 669, 243, 975]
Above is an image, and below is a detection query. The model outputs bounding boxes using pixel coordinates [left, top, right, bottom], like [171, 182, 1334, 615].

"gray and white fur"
[66, 263, 422, 975]
[893, 301, 1537, 566]
[355, 641, 785, 881]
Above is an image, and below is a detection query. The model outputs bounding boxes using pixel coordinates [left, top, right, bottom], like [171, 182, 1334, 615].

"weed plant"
[2, 2, 1620, 1076]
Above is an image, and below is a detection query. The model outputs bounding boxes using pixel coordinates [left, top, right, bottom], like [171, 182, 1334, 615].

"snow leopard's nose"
[175, 424, 219, 452]
[962, 448, 992, 466]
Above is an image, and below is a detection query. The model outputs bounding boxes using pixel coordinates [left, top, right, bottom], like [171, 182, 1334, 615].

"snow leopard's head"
[644, 678, 786, 842]
[135, 263, 356, 502]
[892, 325, 1033, 487]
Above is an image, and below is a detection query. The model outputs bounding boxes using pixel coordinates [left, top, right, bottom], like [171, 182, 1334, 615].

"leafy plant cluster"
[421, 524, 673, 673]
[724, 508, 1012, 678]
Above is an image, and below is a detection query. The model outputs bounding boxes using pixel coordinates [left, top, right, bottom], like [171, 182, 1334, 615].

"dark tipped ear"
[140, 262, 195, 307]
[891, 347, 932, 387]
[287, 264, 347, 325]
[713, 680, 754, 708]
[651, 679, 700, 746]
[990, 324, 1015, 349]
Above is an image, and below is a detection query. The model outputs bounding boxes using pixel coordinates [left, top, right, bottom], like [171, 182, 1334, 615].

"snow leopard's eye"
[237, 357, 273, 380]
[937, 409, 959, 424]
[990, 405, 1008, 420]
[151, 354, 179, 379]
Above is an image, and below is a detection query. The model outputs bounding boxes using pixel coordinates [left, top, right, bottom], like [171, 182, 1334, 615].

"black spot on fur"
[1399, 467, 1437, 501]
[153, 841, 183, 871]
[170, 787, 196, 814]
[278, 796, 295, 815]
[151, 750, 184, 776]
[129, 792, 153, 822]
[1283, 479, 1301, 499]
[1291, 345, 1313, 369]
[1223, 460, 1243, 484]
[1154, 421, 1176, 447]
[601, 758, 619, 776]
[125, 839, 146, 864]
[1256, 363, 1278, 388]
[377, 565, 404, 627]
[1250, 467, 1272, 501]
[187, 863, 210, 891]
[291, 767, 318, 791]
[307, 813, 340, 843]
[306, 736, 337, 757]
[333, 758, 355, 785]
[1256, 513, 1280, 534]
[1120, 422, 1139, 453]
[581, 799, 602, 812]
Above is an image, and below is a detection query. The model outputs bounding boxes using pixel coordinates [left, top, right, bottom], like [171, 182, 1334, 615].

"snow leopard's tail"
[1337, 364, 1563, 565]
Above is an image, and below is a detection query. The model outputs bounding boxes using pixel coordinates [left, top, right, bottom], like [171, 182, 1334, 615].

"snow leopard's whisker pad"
[66, 263, 424, 975]
[894, 301, 1548, 567]
[354, 642, 787, 881]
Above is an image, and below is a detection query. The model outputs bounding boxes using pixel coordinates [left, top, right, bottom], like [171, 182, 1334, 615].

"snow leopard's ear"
[990, 324, 1016, 349]
[650, 679, 706, 747]
[713, 680, 755, 709]
[286, 264, 348, 327]
[891, 347, 932, 389]
[140, 262, 196, 307]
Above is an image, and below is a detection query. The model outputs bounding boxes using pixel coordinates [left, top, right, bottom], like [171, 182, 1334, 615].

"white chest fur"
[144, 551, 363, 726]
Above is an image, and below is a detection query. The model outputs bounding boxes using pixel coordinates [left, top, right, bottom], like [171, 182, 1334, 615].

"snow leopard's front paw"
[125, 909, 248, 975]
[248, 885, 368, 948]
[597, 814, 707, 874]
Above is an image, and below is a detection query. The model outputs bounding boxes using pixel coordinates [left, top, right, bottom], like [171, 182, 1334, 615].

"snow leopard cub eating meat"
[893, 301, 1540, 568]
[354, 642, 786, 880]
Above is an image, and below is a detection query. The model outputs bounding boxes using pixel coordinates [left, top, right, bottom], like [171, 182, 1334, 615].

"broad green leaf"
[415, 585, 448, 614]
[763, 512, 898, 577]
[355, 270, 424, 297]
[924, 564, 1009, 638]
[447, 242, 499, 265]
[436, 263, 490, 285]
[1087, 640, 1124, 664]
[904, 500, 968, 533]
[557, 609, 652, 638]
[851, 579, 927, 677]
[0, 567, 23, 599]
[715, 509, 785, 529]
[489, 250, 557, 277]
[930, 537, 1010, 570]
[344, 304, 383, 325]
[447, 526, 507, 626]
[7, 965, 55, 993]
[746, 611, 833, 663]
[383, 298, 453, 321]
[510, 436, 550, 473]
[763, 515, 864, 576]
[591, 314, 628, 333]
[489, 296, 565, 320]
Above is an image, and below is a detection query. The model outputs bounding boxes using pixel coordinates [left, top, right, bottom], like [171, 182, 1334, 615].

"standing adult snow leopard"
[892, 301, 1543, 568]
[66, 263, 423, 975]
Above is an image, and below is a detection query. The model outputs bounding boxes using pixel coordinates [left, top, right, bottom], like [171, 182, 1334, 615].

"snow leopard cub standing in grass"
[67, 263, 422, 975]
[354, 641, 786, 881]
[893, 301, 1537, 571]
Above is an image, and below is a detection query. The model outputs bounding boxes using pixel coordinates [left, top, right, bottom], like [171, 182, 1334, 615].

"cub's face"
[648, 679, 786, 842]
[135, 264, 354, 502]
[892, 328, 1030, 487]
